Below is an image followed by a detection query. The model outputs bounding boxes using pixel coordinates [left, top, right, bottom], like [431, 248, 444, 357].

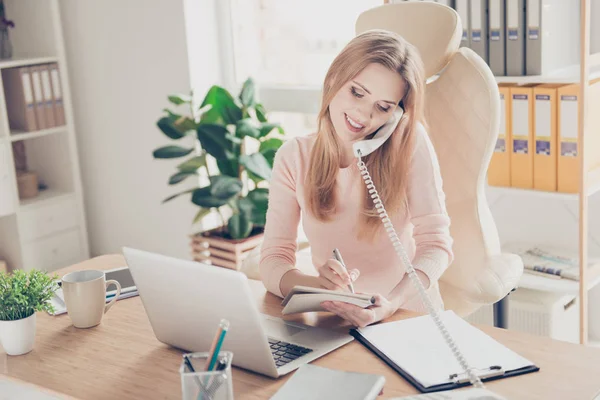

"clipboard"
[349, 311, 540, 393]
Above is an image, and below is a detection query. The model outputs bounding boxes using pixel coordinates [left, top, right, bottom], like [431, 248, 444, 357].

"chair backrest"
[356, 2, 504, 314]
[355, 2, 462, 78]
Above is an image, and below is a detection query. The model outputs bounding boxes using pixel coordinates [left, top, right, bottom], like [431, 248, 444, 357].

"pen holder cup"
[180, 351, 234, 400]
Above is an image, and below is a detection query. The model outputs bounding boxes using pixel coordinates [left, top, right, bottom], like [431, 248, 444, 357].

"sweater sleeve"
[259, 139, 301, 298]
[406, 124, 454, 285]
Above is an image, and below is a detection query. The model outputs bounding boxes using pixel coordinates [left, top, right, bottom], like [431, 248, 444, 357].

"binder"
[40, 64, 56, 128]
[470, 0, 489, 63]
[488, 0, 506, 76]
[49, 63, 66, 126]
[557, 83, 580, 193]
[533, 84, 561, 191]
[488, 84, 512, 187]
[506, 0, 525, 76]
[526, 0, 580, 76]
[556, 79, 600, 193]
[29, 65, 47, 130]
[510, 85, 534, 188]
[350, 311, 539, 393]
[1, 66, 38, 132]
[455, 0, 470, 48]
[525, 0, 541, 75]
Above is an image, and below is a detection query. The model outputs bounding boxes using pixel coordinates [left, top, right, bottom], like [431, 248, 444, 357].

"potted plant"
[153, 78, 285, 270]
[0, 269, 58, 355]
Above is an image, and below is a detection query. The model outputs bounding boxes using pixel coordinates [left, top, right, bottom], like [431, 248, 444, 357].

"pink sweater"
[259, 123, 453, 312]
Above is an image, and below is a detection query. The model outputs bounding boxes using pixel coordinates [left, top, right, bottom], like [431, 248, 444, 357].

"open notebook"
[351, 310, 539, 393]
[281, 286, 376, 315]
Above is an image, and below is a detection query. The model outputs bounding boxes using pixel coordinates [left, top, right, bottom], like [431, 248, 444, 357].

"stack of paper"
[504, 242, 600, 280]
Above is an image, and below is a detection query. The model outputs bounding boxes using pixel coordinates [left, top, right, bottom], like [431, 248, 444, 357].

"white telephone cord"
[356, 151, 484, 389]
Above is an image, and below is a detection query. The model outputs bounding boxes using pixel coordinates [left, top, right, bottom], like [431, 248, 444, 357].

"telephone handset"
[352, 107, 404, 158]
[352, 108, 487, 391]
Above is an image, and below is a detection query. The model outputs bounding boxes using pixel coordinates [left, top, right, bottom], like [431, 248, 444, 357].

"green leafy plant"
[153, 78, 285, 240]
[0, 269, 59, 321]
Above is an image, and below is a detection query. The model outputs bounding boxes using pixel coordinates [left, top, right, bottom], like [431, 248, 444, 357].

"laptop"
[121, 247, 353, 378]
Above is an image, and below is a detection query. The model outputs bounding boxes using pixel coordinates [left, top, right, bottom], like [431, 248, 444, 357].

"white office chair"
[355, 1, 523, 319]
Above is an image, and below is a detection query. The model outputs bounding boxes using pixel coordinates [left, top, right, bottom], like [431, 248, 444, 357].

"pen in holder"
[180, 351, 234, 400]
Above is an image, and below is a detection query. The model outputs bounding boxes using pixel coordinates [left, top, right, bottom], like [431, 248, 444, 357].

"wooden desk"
[2, 255, 600, 400]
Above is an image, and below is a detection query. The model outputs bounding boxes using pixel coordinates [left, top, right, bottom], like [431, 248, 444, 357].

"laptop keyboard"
[268, 338, 313, 368]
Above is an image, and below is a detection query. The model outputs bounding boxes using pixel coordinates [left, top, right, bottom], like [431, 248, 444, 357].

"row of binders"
[398, 0, 581, 77]
[488, 80, 600, 194]
[1, 63, 66, 133]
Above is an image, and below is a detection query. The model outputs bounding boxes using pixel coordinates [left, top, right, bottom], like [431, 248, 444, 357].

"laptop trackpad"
[262, 317, 306, 338]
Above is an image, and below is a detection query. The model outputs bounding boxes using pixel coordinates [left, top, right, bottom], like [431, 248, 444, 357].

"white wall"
[58, 0, 221, 259]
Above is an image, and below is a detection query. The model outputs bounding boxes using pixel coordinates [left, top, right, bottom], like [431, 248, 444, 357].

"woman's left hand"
[321, 294, 397, 328]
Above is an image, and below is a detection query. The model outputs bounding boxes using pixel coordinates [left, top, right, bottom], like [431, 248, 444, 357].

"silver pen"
[332, 248, 355, 293]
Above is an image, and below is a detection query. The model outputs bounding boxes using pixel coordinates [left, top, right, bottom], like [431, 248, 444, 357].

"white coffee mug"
[61, 270, 121, 328]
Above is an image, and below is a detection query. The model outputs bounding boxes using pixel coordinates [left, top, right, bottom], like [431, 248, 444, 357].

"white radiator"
[465, 288, 580, 344]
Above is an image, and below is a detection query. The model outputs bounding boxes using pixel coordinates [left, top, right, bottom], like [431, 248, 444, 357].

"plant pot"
[190, 227, 264, 271]
[0, 313, 36, 355]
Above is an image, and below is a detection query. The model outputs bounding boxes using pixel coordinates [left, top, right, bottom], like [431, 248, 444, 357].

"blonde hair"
[305, 29, 426, 241]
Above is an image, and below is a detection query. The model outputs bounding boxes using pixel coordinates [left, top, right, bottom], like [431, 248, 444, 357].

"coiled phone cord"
[356, 151, 484, 389]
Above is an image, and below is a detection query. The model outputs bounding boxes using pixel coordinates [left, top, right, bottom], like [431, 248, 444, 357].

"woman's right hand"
[316, 259, 360, 292]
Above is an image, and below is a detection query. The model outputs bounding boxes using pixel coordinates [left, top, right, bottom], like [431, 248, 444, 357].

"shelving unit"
[18, 188, 75, 209]
[0, 56, 59, 70]
[495, 54, 600, 85]
[484, 1, 596, 345]
[8, 126, 67, 142]
[486, 165, 600, 201]
[0, 0, 89, 272]
[517, 263, 600, 295]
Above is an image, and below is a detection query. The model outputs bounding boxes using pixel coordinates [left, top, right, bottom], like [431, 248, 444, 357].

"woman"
[259, 29, 453, 328]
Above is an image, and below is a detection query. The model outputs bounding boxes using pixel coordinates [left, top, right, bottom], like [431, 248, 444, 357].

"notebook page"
[357, 311, 534, 388]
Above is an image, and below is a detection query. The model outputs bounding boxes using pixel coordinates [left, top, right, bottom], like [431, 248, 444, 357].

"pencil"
[205, 319, 229, 371]
[333, 248, 355, 293]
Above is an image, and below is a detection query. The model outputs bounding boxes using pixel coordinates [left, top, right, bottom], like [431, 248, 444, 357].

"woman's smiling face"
[329, 63, 406, 145]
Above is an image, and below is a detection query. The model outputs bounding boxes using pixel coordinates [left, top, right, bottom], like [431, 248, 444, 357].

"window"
[268, 111, 318, 137]
[219, 0, 383, 134]
[228, 0, 383, 88]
